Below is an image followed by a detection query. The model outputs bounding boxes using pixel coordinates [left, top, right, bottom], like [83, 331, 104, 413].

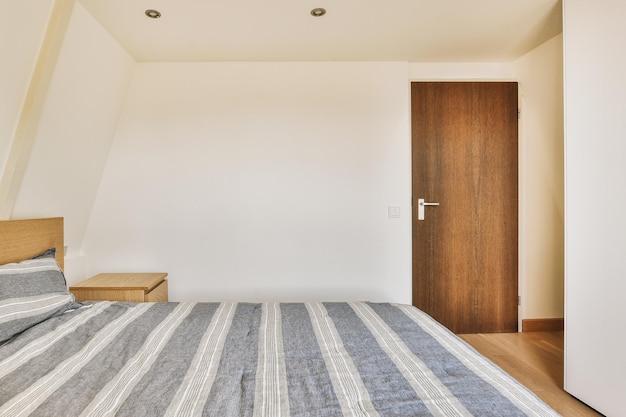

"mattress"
[0, 301, 560, 417]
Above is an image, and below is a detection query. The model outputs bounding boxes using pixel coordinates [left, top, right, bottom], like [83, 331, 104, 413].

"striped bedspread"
[0, 302, 560, 417]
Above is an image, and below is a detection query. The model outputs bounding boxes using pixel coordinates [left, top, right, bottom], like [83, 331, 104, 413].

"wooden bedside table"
[69, 273, 168, 302]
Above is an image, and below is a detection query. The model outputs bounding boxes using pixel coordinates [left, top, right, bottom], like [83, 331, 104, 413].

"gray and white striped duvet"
[0, 302, 560, 417]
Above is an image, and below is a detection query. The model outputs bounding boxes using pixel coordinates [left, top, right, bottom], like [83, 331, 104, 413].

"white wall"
[0, 0, 53, 179]
[10, 2, 135, 282]
[4, 2, 564, 322]
[514, 35, 564, 321]
[564, 1, 626, 415]
[83, 62, 412, 303]
[80, 55, 563, 311]
[408, 62, 516, 80]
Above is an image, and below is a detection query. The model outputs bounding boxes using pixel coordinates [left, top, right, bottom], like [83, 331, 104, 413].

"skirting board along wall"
[522, 318, 564, 332]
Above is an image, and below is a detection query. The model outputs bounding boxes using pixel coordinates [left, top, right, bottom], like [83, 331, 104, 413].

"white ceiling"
[78, 0, 562, 63]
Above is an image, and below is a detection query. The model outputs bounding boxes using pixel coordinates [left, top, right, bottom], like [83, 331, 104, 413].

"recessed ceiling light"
[310, 8, 326, 17]
[145, 9, 161, 19]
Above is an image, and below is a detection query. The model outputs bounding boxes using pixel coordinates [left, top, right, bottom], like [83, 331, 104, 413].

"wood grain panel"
[0, 217, 64, 269]
[145, 280, 169, 302]
[69, 273, 168, 302]
[70, 273, 168, 290]
[522, 318, 564, 332]
[412, 82, 518, 333]
[71, 289, 147, 303]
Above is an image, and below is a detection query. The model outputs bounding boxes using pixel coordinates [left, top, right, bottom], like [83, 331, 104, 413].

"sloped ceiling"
[78, 0, 562, 62]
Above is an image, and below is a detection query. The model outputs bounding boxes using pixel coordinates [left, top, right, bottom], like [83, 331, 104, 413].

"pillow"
[0, 248, 79, 343]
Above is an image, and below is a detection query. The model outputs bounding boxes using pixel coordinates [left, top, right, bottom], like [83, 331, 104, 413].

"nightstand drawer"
[70, 273, 168, 302]
[145, 279, 168, 302]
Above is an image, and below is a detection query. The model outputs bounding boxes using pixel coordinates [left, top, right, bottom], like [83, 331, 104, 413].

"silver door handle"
[418, 198, 439, 221]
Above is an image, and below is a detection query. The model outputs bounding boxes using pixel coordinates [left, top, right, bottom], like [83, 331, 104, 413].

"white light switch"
[388, 206, 400, 218]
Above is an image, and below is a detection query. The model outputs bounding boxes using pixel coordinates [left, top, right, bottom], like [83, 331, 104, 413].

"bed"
[0, 218, 560, 416]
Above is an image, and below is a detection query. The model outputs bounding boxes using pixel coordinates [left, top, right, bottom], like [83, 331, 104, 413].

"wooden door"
[411, 82, 518, 334]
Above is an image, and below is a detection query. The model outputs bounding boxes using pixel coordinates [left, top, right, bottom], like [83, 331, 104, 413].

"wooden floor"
[458, 332, 604, 417]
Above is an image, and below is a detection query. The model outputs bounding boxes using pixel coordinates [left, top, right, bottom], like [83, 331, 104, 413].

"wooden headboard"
[0, 217, 64, 270]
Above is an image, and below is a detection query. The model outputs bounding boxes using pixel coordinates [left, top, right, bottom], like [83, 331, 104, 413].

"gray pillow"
[0, 248, 79, 343]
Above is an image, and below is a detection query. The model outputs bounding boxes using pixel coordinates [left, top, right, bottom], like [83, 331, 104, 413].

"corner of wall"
[513, 32, 565, 322]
